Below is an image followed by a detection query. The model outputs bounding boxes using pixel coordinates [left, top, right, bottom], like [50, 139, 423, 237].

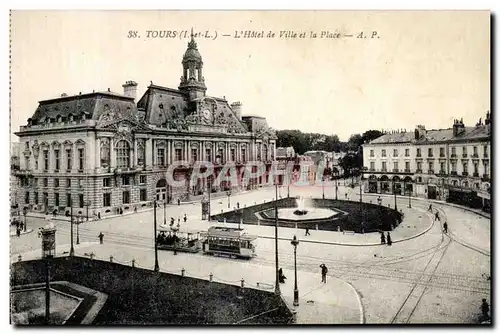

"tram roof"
[157, 225, 201, 234]
[204, 226, 257, 239]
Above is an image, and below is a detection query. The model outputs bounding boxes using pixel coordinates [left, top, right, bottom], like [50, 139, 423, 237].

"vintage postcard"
[9, 10, 491, 325]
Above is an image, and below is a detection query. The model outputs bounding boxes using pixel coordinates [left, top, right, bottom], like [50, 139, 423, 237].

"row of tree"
[276, 129, 384, 178]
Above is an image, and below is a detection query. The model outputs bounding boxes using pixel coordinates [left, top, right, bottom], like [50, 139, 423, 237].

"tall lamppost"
[153, 199, 159, 272]
[274, 182, 280, 295]
[290, 235, 299, 307]
[85, 200, 91, 221]
[40, 224, 56, 325]
[359, 167, 367, 225]
[393, 179, 398, 211]
[163, 197, 167, 226]
[334, 169, 338, 200]
[322, 176, 325, 199]
[227, 190, 231, 209]
[22, 206, 28, 232]
[407, 181, 412, 208]
[208, 182, 211, 221]
[69, 197, 74, 257]
[76, 215, 81, 245]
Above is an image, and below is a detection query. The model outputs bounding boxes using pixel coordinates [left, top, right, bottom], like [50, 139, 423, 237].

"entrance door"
[156, 179, 167, 201]
[428, 185, 437, 199]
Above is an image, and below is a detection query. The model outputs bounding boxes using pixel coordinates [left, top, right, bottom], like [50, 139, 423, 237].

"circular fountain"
[273, 197, 340, 223]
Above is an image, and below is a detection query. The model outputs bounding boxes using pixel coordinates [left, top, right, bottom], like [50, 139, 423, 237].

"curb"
[360, 192, 490, 219]
[10, 229, 34, 237]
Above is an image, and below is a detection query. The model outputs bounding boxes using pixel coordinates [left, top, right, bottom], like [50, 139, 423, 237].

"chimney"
[122, 80, 138, 100]
[452, 119, 465, 137]
[415, 125, 426, 140]
[231, 101, 242, 120]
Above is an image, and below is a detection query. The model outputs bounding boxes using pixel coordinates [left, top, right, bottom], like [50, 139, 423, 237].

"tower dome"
[179, 28, 207, 100]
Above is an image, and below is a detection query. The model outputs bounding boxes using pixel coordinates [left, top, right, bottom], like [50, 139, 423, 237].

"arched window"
[100, 139, 111, 167]
[116, 140, 130, 168]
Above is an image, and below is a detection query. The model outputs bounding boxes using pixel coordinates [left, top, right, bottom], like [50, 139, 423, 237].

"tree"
[361, 130, 384, 145]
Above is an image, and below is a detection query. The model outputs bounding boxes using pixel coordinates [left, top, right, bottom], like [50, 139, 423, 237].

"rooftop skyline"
[10, 11, 490, 143]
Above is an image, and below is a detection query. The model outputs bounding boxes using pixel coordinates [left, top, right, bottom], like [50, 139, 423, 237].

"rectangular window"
[241, 148, 246, 162]
[463, 163, 468, 173]
[440, 162, 445, 172]
[66, 149, 72, 170]
[474, 163, 479, 174]
[54, 149, 60, 170]
[121, 176, 130, 186]
[43, 178, 48, 187]
[381, 149, 386, 157]
[451, 147, 456, 155]
[230, 148, 236, 162]
[417, 162, 422, 170]
[218, 149, 224, 163]
[139, 175, 146, 184]
[35, 158, 38, 170]
[370, 162, 375, 170]
[102, 178, 110, 187]
[484, 145, 488, 157]
[463, 147, 467, 155]
[393, 162, 398, 171]
[484, 163, 488, 175]
[417, 148, 421, 157]
[25, 192, 30, 204]
[473, 146, 478, 155]
[405, 161, 410, 170]
[405, 149, 409, 157]
[370, 150, 374, 157]
[79, 194, 84, 208]
[55, 193, 59, 207]
[382, 161, 387, 171]
[428, 148, 433, 157]
[54, 178, 59, 188]
[78, 148, 84, 170]
[43, 150, 49, 170]
[191, 148, 198, 162]
[66, 193, 72, 206]
[439, 147, 445, 157]
[205, 148, 212, 162]
[140, 189, 147, 201]
[429, 161, 434, 171]
[157, 148, 165, 166]
[34, 192, 39, 205]
[79, 179, 84, 188]
[175, 148, 182, 161]
[66, 178, 71, 187]
[393, 149, 398, 157]
[103, 193, 111, 207]
[123, 191, 130, 204]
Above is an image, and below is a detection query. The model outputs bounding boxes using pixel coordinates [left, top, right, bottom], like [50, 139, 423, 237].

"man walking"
[305, 227, 311, 236]
[183, 214, 187, 223]
[428, 204, 433, 212]
[443, 221, 448, 234]
[98, 232, 104, 244]
[320, 264, 328, 283]
[435, 211, 440, 222]
[380, 232, 386, 244]
[387, 232, 392, 246]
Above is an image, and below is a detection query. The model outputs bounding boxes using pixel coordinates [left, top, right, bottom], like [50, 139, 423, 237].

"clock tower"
[179, 29, 207, 101]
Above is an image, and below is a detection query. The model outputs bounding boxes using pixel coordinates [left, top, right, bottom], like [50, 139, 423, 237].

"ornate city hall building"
[362, 113, 491, 211]
[14, 35, 277, 217]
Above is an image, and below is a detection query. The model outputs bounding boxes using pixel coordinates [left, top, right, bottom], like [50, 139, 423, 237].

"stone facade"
[362, 114, 491, 210]
[13, 35, 277, 217]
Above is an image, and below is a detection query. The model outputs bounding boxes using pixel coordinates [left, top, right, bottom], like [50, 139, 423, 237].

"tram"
[200, 226, 258, 259]
[156, 224, 202, 253]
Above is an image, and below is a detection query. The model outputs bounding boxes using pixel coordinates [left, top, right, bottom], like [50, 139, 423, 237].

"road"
[10, 182, 491, 324]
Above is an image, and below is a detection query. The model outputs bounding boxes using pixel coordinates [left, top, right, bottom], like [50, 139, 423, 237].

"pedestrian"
[237, 202, 240, 209]
[380, 232, 386, 244]
[177, 198, 181, 206]
[97, 212, 101, 220]
[320, 264, 328, 283]
[16, 227, 20, 237]
[443, 221, 448, 234]
[183, 214, 187, 223]
[428, 204, 433, 212]
[387, 232, 392, 246]
[20, 221, 24, 231]
[170, 217, 175, 226]
[305, 227, 310, 236]
[134, 206, 137, 213]
[98, 232, 104, 244]
[279, 268, 287, 283]
[435, 211, 440, 221]
[481, 299, 490, 320]
[178, 218, 181, 226]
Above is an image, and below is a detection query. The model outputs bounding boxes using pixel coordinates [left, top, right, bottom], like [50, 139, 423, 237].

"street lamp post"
[290, 235, 299, 307]
[69, 198, 74, 257]
[227, 190, 231, 209]
[153, 199, 159, 272]
[85, 200, 91, 221]
[208, 182, 211, 221]
[393, 179, 398, 211]
[76, 216, 80, 245]
[407, 181, 412, 208]
[274, 183, 280, 295]
[163, 198, 167, 226]
[322, 176, 325, 199]
[22, 207, 28, 232]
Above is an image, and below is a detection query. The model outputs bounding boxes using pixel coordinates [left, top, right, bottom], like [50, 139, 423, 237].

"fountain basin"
[277, 207, 339, 222]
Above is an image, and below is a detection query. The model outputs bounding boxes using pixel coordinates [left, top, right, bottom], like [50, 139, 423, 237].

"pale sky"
[10, 10, 490, 142]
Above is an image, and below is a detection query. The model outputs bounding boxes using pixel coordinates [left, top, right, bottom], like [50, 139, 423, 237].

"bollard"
[181, 268, 185, 276]
[18, 255, 22, 262]
[110, 256, 113, 263]
[241, 279, 245, 288]
[132, 259, 135, 268]
[316, 224, 319, 231]
[256, 282, 260, 288]
[209, 273, 213, 282]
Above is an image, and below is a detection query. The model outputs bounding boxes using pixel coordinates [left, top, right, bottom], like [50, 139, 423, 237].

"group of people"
[380, 231, 392, 246]
[13, 219, 24, 237]
[428, 204, 449, 234]
[157, 231, 180, 245]
[169, 214, 188, 227]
